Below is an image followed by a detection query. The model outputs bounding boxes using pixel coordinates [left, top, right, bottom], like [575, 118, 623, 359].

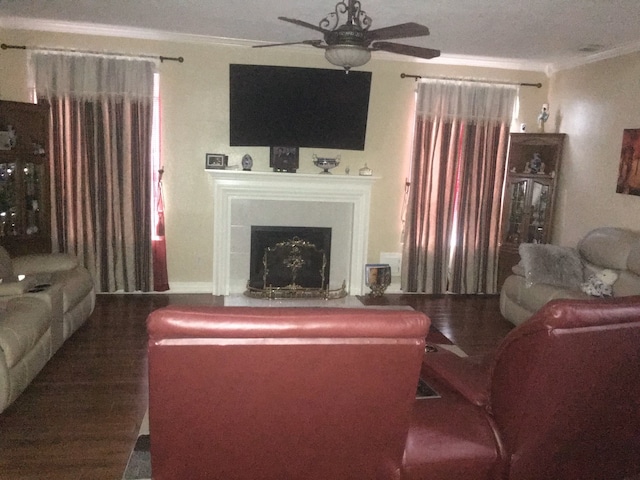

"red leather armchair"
[147, 306, 429, 480]
[403, 296, 640, 480]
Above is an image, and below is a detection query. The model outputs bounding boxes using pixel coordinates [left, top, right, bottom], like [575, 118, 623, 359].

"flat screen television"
[229, 64, 372, 151]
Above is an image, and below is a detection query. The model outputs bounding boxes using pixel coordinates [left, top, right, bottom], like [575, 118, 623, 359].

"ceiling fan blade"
[253, 39, 325, 49]
[371, 41, 441, 60]
[366, 23, 430, 42]
[278, 16, 328, 34]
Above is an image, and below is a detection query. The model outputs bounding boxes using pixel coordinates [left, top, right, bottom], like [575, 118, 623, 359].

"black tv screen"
[229, 64, 371, 150]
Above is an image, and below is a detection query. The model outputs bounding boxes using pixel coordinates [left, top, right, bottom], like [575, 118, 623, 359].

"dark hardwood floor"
[0, 293, 513, 479]
[360, 294, 514, 356]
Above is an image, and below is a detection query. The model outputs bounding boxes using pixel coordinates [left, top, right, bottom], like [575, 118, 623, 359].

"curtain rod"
[400, 73, 541, 88]
[1, 43, 183, 63]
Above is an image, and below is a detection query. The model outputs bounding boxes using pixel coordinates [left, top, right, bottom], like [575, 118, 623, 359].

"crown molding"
[0, 16, 254, 47]
[546, 39, 640, 74]
[414, 53, 550, 73]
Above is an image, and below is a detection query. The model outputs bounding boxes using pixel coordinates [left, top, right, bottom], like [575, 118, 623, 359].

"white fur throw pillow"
[519, 243, 584, 289]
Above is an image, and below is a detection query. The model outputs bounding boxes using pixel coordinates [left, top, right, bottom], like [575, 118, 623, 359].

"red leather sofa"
[147, 298, 640, 480]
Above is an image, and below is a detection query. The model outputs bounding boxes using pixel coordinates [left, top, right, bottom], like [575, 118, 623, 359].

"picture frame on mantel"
[617, 128, 640, 196]
[205, 153, 228, 169]
[270, 146, 299, 173]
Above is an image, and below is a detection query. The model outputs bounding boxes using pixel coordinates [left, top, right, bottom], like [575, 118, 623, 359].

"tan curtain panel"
[31, 52, 155, 292]
[402, 80, 517, 294]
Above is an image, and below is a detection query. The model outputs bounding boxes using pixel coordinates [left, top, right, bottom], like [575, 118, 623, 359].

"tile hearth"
[224, 294, 368, 308]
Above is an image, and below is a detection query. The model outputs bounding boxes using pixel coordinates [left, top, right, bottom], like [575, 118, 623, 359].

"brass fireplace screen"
[245, 236, 347, 300]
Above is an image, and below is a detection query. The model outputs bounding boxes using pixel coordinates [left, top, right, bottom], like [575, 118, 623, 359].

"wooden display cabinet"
[497, 133, 566, 287]
[0, 100, 52, 255]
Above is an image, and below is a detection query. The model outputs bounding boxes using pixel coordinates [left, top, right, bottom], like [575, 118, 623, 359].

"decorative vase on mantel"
[312, 154, 341, 174]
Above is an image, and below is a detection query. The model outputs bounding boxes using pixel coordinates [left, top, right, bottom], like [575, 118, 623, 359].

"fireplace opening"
[249, 226, 331, 288]
[245, 226, 346, 298]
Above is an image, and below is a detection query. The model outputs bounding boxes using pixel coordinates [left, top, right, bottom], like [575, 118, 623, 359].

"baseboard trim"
[105, 282, 214, 294]
[164, 282, 213, 293]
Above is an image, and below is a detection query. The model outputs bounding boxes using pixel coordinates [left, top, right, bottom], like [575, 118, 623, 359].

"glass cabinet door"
[0, 161, 45, 238]
[503, 177, 554, 246]
[505, 179, 528, 245]
[526, 180, 551, 243]
[23, 162, 44, 236]
[0, 162, 17, 237]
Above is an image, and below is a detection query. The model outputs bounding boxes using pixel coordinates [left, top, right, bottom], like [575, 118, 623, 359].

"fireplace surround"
[208, 170, 377, 296]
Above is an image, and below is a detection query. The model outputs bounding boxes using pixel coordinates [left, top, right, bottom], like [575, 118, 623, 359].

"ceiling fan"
[253, 0, 441, 71]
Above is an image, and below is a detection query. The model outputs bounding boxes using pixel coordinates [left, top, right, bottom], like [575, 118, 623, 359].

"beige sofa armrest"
[11, 254, 79, 276]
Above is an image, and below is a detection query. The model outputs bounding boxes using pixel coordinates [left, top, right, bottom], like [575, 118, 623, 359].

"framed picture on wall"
[617, 129, 640, 196]
[269, 146, 299, 173]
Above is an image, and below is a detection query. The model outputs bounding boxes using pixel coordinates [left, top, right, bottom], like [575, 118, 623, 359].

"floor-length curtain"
[31, 53, 156, 292]
[402, 80, 517, 294]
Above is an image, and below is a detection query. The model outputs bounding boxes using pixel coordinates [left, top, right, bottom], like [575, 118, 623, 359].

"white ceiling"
[2, 0, 640, 72]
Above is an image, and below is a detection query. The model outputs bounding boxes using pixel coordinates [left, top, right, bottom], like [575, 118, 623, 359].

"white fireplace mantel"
[208, 169, 377, 296]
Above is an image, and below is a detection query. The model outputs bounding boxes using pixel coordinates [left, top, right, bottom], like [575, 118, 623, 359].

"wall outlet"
[379, 252, 402, 276]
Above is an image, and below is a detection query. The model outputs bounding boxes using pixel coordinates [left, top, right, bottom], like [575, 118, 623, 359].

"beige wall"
[548, 51, 640, 247]
[0, 27, 549, 291]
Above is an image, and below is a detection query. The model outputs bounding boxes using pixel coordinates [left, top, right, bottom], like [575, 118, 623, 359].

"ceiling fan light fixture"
[324, 45, 371, 71]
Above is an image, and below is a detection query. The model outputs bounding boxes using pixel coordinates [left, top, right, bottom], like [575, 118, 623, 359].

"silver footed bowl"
[313, 156, 340, 174]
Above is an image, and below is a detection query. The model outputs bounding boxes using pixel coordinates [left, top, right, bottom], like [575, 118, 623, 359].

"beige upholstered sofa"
[500, 227, 640, 325]
[0, 247, 95, 413]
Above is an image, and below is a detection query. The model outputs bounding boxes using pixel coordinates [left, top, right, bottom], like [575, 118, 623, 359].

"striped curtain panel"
[31, 53, 156, 292]
[402, 80, 517, 294]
